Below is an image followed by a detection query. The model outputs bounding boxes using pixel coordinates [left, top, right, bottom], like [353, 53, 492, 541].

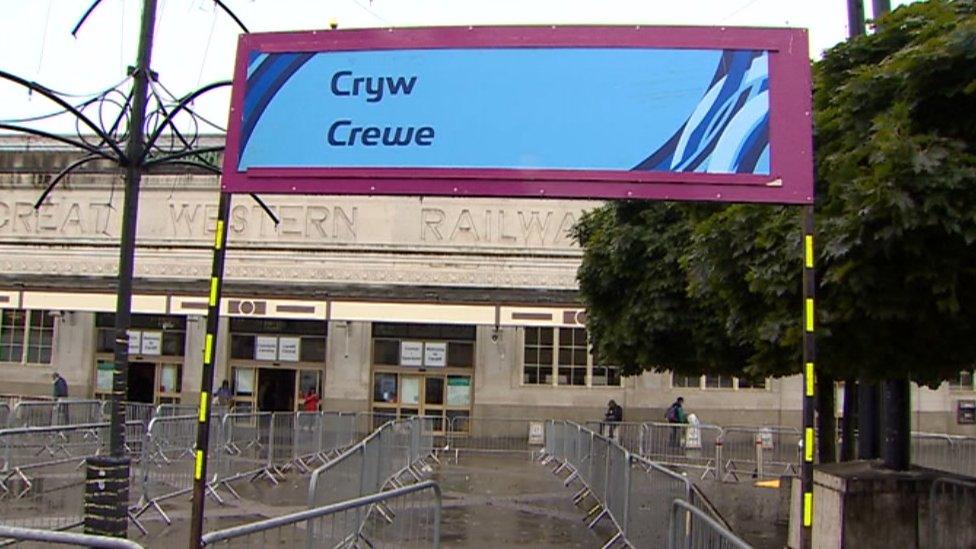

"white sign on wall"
[255, 336, 278, 361]
[400, 341, 423, 367]
[127, 330, 141, 355]
[278, 337, 301, 362]
[424, 342, 447, 368]
[140, 331, 162, 356]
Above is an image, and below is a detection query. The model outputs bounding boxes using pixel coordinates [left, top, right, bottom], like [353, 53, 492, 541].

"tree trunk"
[816, 372, 837, 463]
[883, 378, 911, 470]
[858, 381, 882, 459]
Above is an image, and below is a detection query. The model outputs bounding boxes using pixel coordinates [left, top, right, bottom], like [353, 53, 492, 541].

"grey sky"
[0, 0, 915, 133]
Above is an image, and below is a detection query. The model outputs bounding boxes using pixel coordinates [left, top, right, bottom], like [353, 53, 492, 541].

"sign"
[400, 341, 423, 367]
[127, 330, 141, 355]
[446, 376, 471, 406]
[223, 26, 813, 204]
[528, 421, 545, 445]
[278, 336, 301, 362]
[424, 342, 447, 368]
[140, 331, 162, 356]
[255, 336, 278, 361]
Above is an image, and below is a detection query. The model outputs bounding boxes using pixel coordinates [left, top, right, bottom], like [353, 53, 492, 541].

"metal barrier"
[668, 499, 751, 549]
[585, 421, 643, 455]
[132, 414, 223, 528]
[718, 426, 800, 481]
[0, 524, 146, 548]
[640, 422, 726, 480]
[202, 480, 441, 548]
[0, 421, 144, 532]
[927, 477, 976, 549]
[308, 417, 435, 510]
[912, 432, 976, 477]
[541, 420, 744, 549]
[0, 404, 8, 429]
[446, 416, 546, 459]
[10, 400, 103, 428]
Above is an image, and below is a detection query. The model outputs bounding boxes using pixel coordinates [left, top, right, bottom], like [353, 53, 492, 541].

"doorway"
[127, 362, 155, 403]
[257, 368, 296, 412]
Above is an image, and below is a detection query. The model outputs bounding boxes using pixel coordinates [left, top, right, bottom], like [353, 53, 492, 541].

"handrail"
[201, 480, 442, 545]
[0, 525, 145, 548]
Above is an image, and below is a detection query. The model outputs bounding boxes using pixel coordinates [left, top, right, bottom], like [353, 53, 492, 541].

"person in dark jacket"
[52, 372, 68, 398]
[52, 372, 69, 424]
[665, 397, 687, 449]
[604, 399, 623, 439]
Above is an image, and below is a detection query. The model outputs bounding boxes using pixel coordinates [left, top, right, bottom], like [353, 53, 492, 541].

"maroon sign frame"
[222, 26, 813, 204]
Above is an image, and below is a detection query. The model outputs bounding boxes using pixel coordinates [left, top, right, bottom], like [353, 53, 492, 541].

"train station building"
[0, 135, 972, 433]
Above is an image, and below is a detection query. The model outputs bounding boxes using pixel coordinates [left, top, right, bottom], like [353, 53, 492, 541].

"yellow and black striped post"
[188, 191, 231, 548]
[801, 205, 816, 546]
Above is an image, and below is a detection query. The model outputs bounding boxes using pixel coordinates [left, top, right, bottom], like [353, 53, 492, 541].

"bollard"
[715, 437, 726, 481]
[84, 455, 131, 538]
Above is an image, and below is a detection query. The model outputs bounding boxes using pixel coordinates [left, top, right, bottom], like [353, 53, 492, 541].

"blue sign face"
[239, 47, 771, 176]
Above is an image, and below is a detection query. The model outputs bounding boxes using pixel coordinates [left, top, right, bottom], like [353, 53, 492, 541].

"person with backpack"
[665, 397, 687, 450]
[603, 399, 623, 439]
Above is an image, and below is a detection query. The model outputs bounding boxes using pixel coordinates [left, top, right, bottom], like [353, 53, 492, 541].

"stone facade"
[0, 136, 972, 433]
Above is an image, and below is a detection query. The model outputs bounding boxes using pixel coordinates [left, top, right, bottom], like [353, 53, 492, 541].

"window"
[1, 309, 54, 364]
[521, 327, 621, 387]
[558, 328, 588, 386]
[523, 327, 553, 385]
[96, 313, 186, 357]
[229, 318, 326, 363]
[949, 370, 975, 390]
[672, 374, 702, 388]
[672, 372, 768, 390]
[736, 376, 767, 389]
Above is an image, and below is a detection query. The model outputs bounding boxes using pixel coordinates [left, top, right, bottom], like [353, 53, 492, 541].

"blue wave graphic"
[633, 50, 770, 174]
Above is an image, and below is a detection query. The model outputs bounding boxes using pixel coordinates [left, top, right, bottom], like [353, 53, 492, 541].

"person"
[52, 372, 69, 424]
[604, 399, 623, 439]
[302, 389, 321, 412]
[52, 372, 68, 398]
[215, 379, 232, 406]
[665, 397, 688, 450]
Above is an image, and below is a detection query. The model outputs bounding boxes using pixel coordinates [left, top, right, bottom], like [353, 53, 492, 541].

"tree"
[575, 0, 976, 408]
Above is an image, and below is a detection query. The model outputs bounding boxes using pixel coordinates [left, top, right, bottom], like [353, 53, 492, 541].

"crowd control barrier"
[668, 499, 751, 549]
[9, 400, 103, 429]
[0, 421, 144, 531]
[202, 480, 441, 548]
[541, 420, 746, 549]
[912, 432, 976, 478]
[445, 416, 547, 460]
[308, 417, 436, 510]
[0, 524, 146, 548]
[927, 477, 976, 549]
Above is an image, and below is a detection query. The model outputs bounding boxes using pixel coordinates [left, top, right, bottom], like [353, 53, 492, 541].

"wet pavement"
[434, 453, 608, 548]
[2, 452, 608, 547]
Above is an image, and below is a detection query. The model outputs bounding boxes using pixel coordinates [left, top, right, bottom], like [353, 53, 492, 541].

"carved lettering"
[15, 202, 34, 233]
[333, 207, 357, 240]
[279, 205, 303, 236]
[555, 212, 577, 244]
[170, 203, 201, 235]
[498, 210, 517, 243]
[306, 206, 329, 237]
[204, 204, 219, 235]
[60, 203, 83, 234]
[449, 209, 480, 242]
[0, 202, 9, 231]
[518, 211, 552, 245]
[230, 205, 249, 233]
[421, 208, 445, 241]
